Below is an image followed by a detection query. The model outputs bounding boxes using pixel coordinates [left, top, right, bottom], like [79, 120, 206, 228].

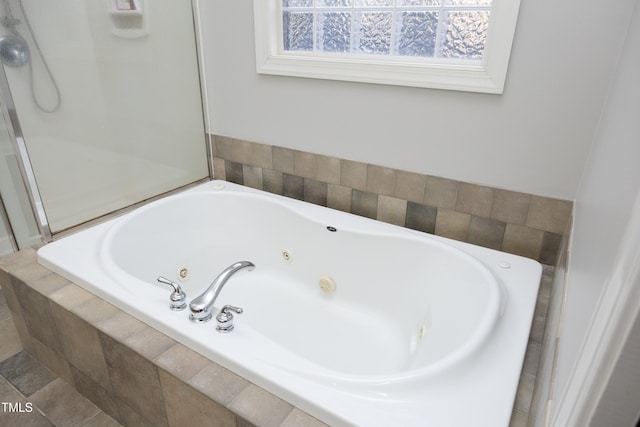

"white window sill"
[253, 0, 522, 94]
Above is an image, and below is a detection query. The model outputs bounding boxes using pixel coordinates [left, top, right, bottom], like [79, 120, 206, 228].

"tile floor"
[0, 288, 120, 427]
[0, 265, 553, 427]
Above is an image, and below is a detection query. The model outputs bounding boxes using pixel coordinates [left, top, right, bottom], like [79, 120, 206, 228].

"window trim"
[253, 0, 522, 94]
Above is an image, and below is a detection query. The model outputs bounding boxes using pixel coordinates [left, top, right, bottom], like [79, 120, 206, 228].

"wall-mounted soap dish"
[107, 0, 148, 39]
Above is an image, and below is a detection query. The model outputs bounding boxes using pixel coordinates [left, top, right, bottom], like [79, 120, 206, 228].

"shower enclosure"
[0, 61, 40, 256]
[0, 0, 209, 254]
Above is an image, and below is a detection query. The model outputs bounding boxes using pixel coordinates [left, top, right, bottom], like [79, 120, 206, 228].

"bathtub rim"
[36, 179, 544, 427]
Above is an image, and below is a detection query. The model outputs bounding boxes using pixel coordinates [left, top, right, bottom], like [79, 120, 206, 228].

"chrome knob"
[216, 305, 243, 333]
[156, 276, 187, 311]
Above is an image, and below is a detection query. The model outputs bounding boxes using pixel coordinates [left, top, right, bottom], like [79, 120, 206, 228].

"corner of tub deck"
[0, 248, 39, 276]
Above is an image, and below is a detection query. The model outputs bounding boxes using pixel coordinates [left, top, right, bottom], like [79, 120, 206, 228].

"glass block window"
[282, 1, 491, 62]
[255, 0, 521, 93]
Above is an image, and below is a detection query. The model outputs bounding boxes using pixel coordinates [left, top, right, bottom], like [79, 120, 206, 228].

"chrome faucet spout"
[189, 261, 254, 323]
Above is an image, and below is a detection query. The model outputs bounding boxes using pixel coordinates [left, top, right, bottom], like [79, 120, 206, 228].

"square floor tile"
[0, 351, 56, 397]
[30, 378, 100, 426]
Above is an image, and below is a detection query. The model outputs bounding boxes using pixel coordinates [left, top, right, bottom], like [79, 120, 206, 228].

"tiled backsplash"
[211, 135, 573, 265]
[528, 219, 572, 425]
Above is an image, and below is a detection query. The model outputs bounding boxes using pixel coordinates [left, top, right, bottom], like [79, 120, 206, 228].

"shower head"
[0, 33, 28, 67]
[0, 0, 61, 112]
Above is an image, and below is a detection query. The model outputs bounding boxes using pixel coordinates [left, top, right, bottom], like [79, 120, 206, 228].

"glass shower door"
[0, 195, 16, 256]
[0, 94, 40, 254]
[0, 106, 16, 257]
[0, 0, 209, 234]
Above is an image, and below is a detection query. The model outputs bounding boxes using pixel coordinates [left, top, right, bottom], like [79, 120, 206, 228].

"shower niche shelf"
[107, 0, 148, 39]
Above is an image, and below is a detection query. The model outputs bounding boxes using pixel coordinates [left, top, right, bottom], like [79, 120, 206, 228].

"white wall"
[199, 0, 633, 200]
[553, 0, 640, 421]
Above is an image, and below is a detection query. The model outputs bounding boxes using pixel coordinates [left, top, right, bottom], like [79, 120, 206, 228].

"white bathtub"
[38, 180, 542, 426]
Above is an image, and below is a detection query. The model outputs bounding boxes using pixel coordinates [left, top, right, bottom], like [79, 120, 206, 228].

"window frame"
[253, 0, 522, 94]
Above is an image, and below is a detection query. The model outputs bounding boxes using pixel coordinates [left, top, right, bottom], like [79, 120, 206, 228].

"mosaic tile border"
[211, 135, 573, 265]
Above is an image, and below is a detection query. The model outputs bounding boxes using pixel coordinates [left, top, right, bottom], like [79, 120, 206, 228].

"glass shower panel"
[0, 0, 208, 232]
[0, 204, 13, 256]
[0, 98, 40, 252]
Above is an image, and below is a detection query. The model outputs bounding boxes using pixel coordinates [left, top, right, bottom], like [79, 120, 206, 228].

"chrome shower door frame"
[0, 191, 18, 252]
[0, 62, 52, 243]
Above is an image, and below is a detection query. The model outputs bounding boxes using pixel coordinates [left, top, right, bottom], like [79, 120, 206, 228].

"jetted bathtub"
[38, 180, 542, 426]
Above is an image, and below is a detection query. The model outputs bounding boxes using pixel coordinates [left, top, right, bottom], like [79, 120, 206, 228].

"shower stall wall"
[0, 0, 208, 239]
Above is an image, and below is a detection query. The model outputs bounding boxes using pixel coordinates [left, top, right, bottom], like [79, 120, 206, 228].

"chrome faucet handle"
[216, 305, 243, 333]
[156, 276, 187, 311]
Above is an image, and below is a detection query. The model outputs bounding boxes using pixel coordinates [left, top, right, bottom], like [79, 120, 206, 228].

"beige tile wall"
[527, 220, 572, 427]
[212, 135, 573, 265]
